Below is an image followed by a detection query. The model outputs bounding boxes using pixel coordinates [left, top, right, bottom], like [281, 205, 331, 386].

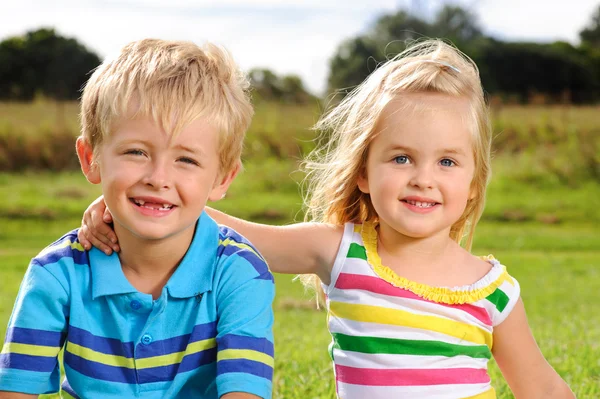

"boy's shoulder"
[215, 224, 271, 279]
[33, 228, 89, 268]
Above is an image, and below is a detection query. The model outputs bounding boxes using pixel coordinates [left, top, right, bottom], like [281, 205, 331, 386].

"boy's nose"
[143, 160, 172, 190]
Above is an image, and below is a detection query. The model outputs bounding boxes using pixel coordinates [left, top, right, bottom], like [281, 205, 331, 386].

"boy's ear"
[76, 137, 101, 184]
[357, 168, 370, 194]
[208, 161, 240, 202]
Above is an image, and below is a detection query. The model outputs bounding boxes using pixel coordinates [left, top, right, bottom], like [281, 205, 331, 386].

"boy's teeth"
[134, 199, 173, 210]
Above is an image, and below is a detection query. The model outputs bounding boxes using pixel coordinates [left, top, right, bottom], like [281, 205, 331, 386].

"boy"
[0, 39, 274, 399]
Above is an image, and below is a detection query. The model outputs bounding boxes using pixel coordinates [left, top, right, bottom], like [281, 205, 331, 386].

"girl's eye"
[440, 158, 455, 167]
[178, 157, 199, 166]
[394, 155, 410, 164]
[125, 149, 144, 156]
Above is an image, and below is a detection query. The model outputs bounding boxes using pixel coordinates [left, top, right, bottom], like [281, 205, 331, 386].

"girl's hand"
[77, 195, 119, 254]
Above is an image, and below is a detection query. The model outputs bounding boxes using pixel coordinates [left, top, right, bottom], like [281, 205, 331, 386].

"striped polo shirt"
[323, 222, 520, 399]
[0, 212, 275, 398]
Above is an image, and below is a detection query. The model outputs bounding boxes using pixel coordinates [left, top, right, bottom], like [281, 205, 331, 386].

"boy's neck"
[113, 223, 195, 299]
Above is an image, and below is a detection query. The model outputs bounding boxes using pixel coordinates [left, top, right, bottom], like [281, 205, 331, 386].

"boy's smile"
[130, 196, 175, 216]
[78, 115, 235, 249]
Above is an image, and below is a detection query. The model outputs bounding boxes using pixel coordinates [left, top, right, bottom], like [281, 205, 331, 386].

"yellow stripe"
[353, 224, 362, 233]
[219, 238, 264, 261]
[330, 301, 493, 347]
[66, 338, 217, 370]
[1, 342, 61, 357]
[218, 349, 274, 368]
[61, 390, 77, 399]
[463, 387, 496, 399]
[136, 338, 216, 369]
[40, 239, 85, 257]
[501, 272, 515, 286]
[66, 342, 135, 369]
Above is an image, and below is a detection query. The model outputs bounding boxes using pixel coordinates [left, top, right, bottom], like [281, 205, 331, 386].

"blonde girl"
[79, 40, 574, 399]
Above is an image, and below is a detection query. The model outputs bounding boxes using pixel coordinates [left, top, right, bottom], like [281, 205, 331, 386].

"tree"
[432, 6, 483, 47]
[580, 5, 600, 47]
[327, 36, 383, 92]
[0, 28, 101, 101]
[249, 68, 313, 104]
[326, 5, 600, 103]
[326, 5, 483, 93]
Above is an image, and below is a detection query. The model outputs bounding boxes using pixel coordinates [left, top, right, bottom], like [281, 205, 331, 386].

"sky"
[1, 0, 598, 94]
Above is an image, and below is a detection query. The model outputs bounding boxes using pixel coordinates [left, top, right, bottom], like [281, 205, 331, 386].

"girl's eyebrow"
[388, 145, 468, 156]
[442, 148, 468, 156]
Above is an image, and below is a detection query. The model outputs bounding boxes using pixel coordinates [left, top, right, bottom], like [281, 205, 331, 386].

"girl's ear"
[357, 168, 370, 194]
[76, 137, 101, 184]
[468, 184, 478, 200]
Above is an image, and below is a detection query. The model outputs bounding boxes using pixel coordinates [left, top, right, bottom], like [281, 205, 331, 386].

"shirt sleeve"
[214, 230, 275, 399]
[490, 272, 521, 326]
[0, 260, 69, 394]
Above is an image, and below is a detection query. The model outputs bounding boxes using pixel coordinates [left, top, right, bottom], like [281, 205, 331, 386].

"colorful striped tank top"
[323, 222, 520, 399]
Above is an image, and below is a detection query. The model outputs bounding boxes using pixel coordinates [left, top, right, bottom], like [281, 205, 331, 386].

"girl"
[79, 40, 574, 399]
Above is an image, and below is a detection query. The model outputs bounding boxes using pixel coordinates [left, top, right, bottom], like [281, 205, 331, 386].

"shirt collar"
[91, 211, 219, 299]
[166, 211, 218, 298]
[90, 249, 137, 299]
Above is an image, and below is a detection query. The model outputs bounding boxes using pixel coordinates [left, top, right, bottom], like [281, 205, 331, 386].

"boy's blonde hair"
[304, 39, 492, 248]
[80, 38, 253, 173]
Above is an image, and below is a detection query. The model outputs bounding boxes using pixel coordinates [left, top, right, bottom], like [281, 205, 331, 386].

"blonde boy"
[0, 39, 274, 399]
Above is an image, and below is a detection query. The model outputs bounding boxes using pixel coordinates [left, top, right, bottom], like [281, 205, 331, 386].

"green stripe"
[332, 332, 491, 359]
[486, 288, 510, 312]
[347, 243, 367, 260]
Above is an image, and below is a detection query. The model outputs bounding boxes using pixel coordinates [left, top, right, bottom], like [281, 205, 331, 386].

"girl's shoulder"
[360, 221, 520, 304]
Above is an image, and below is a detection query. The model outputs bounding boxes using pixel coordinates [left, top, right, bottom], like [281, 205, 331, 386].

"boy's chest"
[63, 291, 219, 395]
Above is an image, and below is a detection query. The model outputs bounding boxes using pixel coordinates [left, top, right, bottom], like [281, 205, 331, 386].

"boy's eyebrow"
[174, 143, 206, 156]
[115, 139, 206, 156]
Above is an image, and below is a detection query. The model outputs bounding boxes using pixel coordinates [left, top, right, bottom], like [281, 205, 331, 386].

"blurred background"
[0, 1, 599, 398]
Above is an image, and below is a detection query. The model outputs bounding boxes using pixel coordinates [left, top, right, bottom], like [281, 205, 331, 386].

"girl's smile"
[358, 92, 476, 242]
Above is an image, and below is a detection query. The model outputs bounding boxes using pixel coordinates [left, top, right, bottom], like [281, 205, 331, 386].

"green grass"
[0, 100, 599, 398]
[1, 165, 599, 398]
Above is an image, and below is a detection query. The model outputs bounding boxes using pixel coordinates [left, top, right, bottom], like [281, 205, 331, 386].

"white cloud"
[1, 0, 598, 93]
[472, 0, 598, 43]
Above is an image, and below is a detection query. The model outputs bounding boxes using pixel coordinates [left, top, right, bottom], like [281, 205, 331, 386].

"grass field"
[0, 101, 599, 397]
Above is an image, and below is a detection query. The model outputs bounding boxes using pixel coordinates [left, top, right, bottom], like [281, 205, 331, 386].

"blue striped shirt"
[0, 212, 275, 398]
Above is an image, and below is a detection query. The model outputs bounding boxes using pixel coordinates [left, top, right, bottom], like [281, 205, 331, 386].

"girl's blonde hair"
[80, 39, 253, 174]
[302, 39, 492, 294]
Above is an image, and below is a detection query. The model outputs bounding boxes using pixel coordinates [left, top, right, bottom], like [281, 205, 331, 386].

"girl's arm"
[78, 196, 343, 283]
[205, 207, 343, 282]
[492, 298, 575, 399]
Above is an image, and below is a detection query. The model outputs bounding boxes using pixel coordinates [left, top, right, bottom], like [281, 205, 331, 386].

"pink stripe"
[335, 273, 493, 326]
[335, 364, 490, 386]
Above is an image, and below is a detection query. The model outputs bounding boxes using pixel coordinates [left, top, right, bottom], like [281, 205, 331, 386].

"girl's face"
[357, 93, 476, 242]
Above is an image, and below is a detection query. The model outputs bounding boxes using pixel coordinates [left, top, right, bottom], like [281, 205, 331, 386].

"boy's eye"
[440, 158, 455, 167]
[178, 157, 199, 166]
[125, 149, 145, 156]
[393, 155, 410, 164]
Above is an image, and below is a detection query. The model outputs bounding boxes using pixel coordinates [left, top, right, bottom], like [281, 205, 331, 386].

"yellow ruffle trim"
[361, 221, 509, 305]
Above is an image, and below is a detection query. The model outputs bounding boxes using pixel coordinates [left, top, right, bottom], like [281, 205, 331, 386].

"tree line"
[328, 4, 600, 104]
[1, 4, 600, 104]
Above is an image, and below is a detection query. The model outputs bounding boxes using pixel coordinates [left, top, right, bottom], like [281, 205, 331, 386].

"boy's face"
[77, 116, 236, 244]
